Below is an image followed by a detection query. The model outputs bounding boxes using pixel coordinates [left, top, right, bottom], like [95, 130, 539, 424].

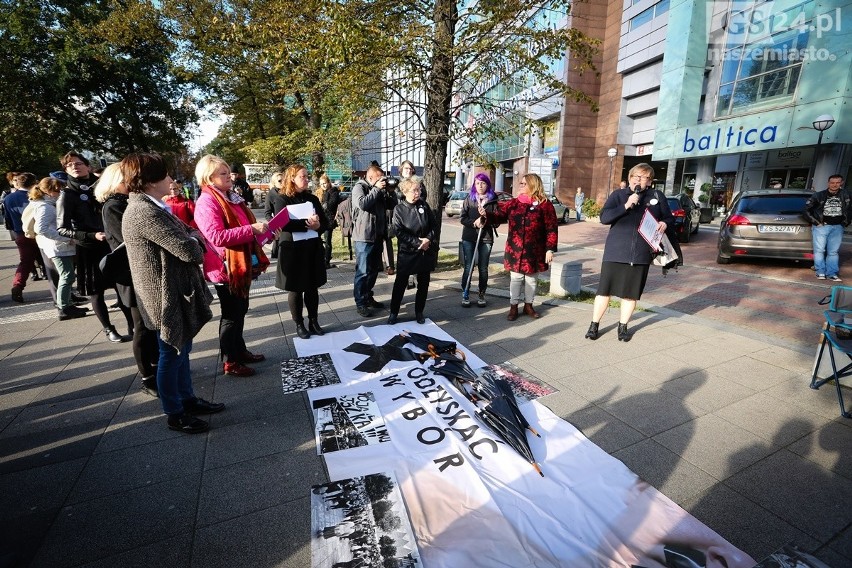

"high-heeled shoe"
[584, 322, 599, 340]
[617, 322, 632, 342]
[295, 321, 310, 339]
[308, 318, 325, 336]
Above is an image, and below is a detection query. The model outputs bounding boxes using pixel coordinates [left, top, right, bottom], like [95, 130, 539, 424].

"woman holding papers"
[194, 154, 270, 377]
[270, 165, 329, 339]
[585, 163, 673, 342]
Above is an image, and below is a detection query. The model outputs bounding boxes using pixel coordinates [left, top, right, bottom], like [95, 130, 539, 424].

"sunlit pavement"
[0, 220, 850, 568]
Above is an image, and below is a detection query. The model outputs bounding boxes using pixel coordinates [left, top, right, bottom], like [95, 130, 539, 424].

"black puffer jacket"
[392, 199, 438, 275]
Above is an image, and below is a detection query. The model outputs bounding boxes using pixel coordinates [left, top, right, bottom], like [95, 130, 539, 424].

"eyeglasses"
[65, 161, 87, 168]
[630, 175, 652, 181]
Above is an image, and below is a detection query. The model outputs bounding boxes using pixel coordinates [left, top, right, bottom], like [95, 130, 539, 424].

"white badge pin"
[650, 198, 658, 205]
[79, 194, 89, 201]
[418, 207, 424, 214]
[80, 185, 89, 192]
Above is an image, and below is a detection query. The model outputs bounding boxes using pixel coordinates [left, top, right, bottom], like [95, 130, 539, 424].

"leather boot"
[308, 318, 325, 336]
[523, 303, 540, 319]
[585, 322, 599, 340]
[617, 322, 632, 342]
[507, 303, 519, 321]
[104, 325, 127, 343]
[295, 321, 310, 339]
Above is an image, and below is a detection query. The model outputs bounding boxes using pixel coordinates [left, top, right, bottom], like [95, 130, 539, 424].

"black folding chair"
[810, 285, 852, 418]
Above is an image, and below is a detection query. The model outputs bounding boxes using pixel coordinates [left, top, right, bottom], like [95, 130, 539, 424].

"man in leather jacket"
[805, 174, 850, 281]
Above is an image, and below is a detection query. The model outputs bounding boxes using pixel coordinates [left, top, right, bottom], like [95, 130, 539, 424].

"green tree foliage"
[163, 0, 399, 178]
[1, 1, 198, 175]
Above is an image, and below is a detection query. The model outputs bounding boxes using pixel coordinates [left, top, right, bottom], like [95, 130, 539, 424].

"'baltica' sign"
[683, 125, 778, 153]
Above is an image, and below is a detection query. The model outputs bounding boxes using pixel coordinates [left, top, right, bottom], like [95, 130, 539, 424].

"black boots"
[295, 321, 310, 339]
[617, 323, 632, 342]
[104, 325, 129, 343]
[585, 322, 599, 340]
[308, 318, 325, 336]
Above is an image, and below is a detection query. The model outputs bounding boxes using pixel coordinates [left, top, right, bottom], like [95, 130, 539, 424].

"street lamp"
[808, 114, 835, 190]
[607, 147, 617, 197]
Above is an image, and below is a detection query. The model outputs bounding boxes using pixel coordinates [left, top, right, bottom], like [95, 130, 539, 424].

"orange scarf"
[202, 185, 269, 298]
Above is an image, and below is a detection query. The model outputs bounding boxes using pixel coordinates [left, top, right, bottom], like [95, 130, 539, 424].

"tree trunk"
[423, 0, 457, 248]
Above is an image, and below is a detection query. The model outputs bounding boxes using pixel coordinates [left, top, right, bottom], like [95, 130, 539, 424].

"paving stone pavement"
[0, 223, 850, 568]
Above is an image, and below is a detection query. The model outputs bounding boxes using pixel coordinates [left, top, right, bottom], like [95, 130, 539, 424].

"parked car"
[716, 189, 813, 265]
[495, 191, 513, 203]
[666, 193, 700, 243]
[445, 191, 468, 217]
[549, 195, 571, 224]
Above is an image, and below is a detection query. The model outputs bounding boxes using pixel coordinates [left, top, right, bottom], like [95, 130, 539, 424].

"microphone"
[632, 185, 641, 194]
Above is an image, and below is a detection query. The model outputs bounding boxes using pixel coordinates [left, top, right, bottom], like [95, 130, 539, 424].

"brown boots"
[507, 303, 540, 320]
[507, 304, 519, 321]
[523, 303, 540, 319]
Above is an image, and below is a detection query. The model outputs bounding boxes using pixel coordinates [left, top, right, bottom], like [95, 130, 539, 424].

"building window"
[715, 0, 814, 117]
[628, 0, 669, 31]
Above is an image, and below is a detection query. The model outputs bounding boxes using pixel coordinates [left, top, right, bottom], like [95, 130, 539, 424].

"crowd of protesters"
[2, 151, 590, 435]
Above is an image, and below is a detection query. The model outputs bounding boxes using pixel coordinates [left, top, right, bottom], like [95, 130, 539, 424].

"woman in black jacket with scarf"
[585, 163, 674, 342]
[388, 177, 437, 325]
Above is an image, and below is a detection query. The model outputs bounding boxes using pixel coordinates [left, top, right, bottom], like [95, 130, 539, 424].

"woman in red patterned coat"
[481, 173, 558, 320]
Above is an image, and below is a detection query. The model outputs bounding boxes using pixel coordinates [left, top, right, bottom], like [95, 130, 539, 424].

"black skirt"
[596, 261, 650, 301]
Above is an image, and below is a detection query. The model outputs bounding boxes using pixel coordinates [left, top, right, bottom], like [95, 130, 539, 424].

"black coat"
[460, 195, 499, 243]
[102, 194, 135, 306]
[322, 187, 341, 229]
[600, 187, 675, 265]
[269, 190, 329, 292]
[392, 199, 438, 275]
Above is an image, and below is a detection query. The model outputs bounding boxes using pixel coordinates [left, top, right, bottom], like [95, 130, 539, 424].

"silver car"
[549, 195, 571, 224]
[716, 189, 813, 265]
[445, 191, 468, 217]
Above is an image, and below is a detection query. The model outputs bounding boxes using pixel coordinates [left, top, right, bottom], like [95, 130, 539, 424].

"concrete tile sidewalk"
[0, 235, 850, 568]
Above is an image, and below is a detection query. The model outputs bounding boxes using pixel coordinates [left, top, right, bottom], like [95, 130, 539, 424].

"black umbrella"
[429, 353, 481, 403]
[396, 330, 462, 363]
[476, 376, 543, 476]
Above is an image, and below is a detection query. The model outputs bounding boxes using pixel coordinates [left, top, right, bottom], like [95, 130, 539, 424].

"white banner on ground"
[297, 324, 757, 568]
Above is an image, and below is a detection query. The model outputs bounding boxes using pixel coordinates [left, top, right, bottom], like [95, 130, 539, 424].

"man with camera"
[351, 165, 398, 317]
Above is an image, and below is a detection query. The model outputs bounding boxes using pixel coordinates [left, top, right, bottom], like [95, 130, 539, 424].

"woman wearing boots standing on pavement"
[195, 154, 270, 377]
[270, 165, 328, 339]
[481, 173, 558, 321]
[584, 163, 673, 342]
[56, 152, 132, 343]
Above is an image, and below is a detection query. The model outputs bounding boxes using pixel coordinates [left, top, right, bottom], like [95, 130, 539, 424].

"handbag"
[652, 233, 679, 271]
[98, 242, 133, 286]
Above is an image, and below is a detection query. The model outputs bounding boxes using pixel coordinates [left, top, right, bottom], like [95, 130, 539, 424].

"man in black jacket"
[805, 174, 850, 281]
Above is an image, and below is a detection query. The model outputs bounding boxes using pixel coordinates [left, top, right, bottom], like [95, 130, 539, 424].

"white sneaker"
[829, 275, 842, 282]
[817, 274, 826, 280]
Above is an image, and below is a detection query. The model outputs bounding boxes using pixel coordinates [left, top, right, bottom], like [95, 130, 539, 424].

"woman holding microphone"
[584, 163, 673, 342]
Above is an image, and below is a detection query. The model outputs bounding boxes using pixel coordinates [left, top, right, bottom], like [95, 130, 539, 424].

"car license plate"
[758, 225, 798, 233]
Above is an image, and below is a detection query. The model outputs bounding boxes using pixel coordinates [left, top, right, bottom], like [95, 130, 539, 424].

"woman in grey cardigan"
[120, 153, 224, 434]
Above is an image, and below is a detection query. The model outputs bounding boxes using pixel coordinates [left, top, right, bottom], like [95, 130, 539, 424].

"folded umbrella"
[397, 331, 461, 363]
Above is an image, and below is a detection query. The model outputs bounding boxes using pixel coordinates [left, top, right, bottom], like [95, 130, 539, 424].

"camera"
[381, 176, 400, 190]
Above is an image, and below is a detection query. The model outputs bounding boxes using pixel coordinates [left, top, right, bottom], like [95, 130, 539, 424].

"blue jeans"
[353, 240, 383, 307]
[156, 335, 195, 416]
[461, 240, 493, 295]
[812, 224, 843, 277]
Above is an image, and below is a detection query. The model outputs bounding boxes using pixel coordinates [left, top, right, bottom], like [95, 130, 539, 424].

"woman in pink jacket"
[194, 154, 270, 377]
